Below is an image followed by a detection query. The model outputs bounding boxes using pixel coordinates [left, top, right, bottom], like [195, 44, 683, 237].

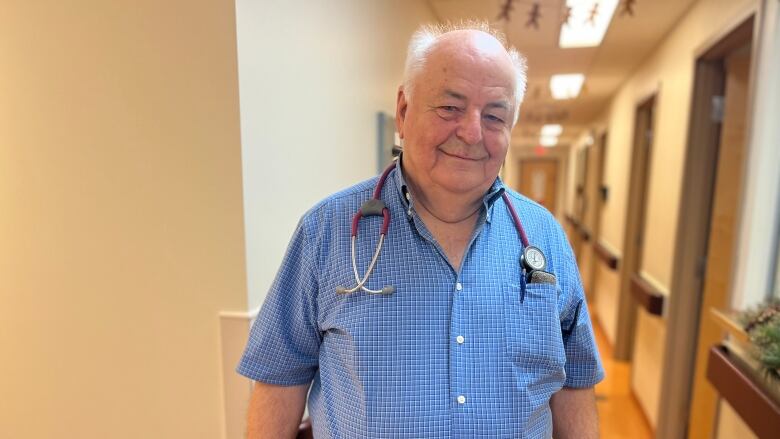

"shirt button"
[456, 335, 465, 344]
[455, 282, 463, 291]
[457, 395, 466, 404]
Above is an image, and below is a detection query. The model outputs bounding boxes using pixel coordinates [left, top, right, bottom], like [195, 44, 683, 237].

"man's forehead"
[436, 29, 507, 54]
[439, 88, 512, 108]
[420, 32, 514, 81]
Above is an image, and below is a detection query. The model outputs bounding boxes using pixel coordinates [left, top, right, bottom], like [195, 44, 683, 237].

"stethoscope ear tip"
[336, 286, 348, 294]
[381, 286, 396, 295]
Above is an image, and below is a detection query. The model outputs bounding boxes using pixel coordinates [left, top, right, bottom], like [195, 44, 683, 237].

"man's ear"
[395, 86, 408, 140]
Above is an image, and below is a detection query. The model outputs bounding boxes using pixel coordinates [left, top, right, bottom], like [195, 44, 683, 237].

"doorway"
[613, 95, 657, 362]
[586, 132, 609, 304]
[518, 158, 560, 214]
[655, 15, 755, 439]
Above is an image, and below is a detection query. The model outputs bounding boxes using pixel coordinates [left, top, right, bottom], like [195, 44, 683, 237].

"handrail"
[629, 273, 665, 316]
[707, 345, 780, 438]
[594, 241, 619, 270]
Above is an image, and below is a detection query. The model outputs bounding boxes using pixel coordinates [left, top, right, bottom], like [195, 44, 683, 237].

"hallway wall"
[236, 0, 436, 310]
[0, 1, 248, 438]
[585, 0, 756, 428]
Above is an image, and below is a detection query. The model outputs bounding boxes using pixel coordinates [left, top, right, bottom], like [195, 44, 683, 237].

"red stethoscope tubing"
[336, 160, 534, 295]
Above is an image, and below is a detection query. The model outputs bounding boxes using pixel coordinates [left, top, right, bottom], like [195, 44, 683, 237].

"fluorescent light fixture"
[550, 73, 585, 100]
[539, 135, 558, 147]
[559, 0, 619, 48]
[541, 124, 563, 137]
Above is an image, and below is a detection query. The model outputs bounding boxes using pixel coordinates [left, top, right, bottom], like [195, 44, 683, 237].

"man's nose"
[456, 110, 483, 146]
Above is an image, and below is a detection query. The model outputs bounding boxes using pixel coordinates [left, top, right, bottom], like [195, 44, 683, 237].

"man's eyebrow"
[486, 101, 510, 110]
[442, 90, 510, 110]
[443, 89, 467, 101]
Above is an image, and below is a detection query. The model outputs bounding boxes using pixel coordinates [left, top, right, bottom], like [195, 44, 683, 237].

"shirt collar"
[391, 154, 506, 223]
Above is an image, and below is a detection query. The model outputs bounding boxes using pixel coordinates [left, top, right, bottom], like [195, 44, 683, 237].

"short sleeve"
[554, 221, 605, 388]
[236, 217, 321, 385]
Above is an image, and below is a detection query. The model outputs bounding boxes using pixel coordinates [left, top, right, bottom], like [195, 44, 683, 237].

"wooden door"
[687, 42, 752, 439]
[519, 158, 559, 214]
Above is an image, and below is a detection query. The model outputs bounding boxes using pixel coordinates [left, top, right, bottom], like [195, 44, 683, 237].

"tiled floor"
[593, 318, 655, 439]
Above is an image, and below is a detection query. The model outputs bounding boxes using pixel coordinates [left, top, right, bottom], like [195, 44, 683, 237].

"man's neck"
[407, 180, 483, 225]
[404, 174, 486, 271]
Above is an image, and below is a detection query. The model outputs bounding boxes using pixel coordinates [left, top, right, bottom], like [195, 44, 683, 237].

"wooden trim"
[580, 227, 591, 242]
[710, 308, 750, 344]
[629, 273, 664, 316]
[594, 241, 619, 270]
[706, 345, 780, 439]
[565, 214, 579, 229]
[694, 2, 759, 59]
[614, 95, 657, 360]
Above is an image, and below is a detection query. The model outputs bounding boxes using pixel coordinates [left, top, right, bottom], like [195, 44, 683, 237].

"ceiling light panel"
[541, 124, 563, 137]
[559, 0, 619, 48]
[550, 74, 585, 100]
[539, 135, 558, 147]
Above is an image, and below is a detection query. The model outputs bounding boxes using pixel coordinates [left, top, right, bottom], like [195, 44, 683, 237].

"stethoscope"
[336, 160, 547, 295]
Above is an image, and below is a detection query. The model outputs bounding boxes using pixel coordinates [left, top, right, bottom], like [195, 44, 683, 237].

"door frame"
[655, 8, 760, 439]
[613, 94, 657, 361]
[586, 131, 609, 305]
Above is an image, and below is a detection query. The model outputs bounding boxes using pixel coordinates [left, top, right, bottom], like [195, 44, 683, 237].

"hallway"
[593, 315, 654, 439]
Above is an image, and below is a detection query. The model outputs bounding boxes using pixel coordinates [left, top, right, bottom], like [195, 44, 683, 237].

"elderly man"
[239, 23, 604, 438]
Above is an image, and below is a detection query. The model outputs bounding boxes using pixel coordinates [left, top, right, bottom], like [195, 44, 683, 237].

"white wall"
[0, 1, 248, 438]
[236, 0, 436, 309]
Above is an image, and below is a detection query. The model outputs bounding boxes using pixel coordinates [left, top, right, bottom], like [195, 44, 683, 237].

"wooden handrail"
[565, 214, 579, 230]
[580, 227, 591, 242]
[706, 345, 780, 438]
[594, 241, 619, 270]
[629, 273, 664, 316]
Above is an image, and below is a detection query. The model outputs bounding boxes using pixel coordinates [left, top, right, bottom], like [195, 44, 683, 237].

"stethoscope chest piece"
[521, 245, 547, 272]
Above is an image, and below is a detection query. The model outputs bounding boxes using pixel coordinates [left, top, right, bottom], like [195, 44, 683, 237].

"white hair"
[402, 21, 528, 126]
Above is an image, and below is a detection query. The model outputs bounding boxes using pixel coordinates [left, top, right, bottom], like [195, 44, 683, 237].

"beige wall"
[715, 400, 758, 439]
[237, 0, 437, 309]
[580, 0, 757, 428]
[0, 1, 247, 438]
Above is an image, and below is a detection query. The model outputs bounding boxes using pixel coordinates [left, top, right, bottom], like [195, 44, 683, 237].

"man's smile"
[440, 149, 486, 161]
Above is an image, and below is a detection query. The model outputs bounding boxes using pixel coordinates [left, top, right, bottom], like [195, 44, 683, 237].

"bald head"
[402, 23, 527, 125]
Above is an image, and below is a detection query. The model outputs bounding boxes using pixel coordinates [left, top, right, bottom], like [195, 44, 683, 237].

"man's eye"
[485, 114, 505, 124]
[435, 106, 461, 120]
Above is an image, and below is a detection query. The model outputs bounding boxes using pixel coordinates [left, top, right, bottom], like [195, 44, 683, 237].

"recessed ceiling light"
[541, 124, 563, 137]
[550, 74, 585, 100]
[559, 0, 619, 48]
[539, 135, 558, 147]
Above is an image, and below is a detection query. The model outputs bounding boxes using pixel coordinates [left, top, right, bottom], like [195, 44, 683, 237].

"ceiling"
[425, 0, 697, 147]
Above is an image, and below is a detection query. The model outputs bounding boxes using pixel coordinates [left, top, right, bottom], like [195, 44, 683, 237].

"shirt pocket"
[502, 282, 567, 375]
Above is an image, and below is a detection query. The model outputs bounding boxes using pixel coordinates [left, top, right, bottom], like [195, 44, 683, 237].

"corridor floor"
[593, 318, 654, 439]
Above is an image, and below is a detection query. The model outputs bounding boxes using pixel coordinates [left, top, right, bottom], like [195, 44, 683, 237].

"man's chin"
[434, 175, 490, 195]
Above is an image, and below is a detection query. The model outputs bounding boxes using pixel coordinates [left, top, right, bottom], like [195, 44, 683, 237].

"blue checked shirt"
[238, 160, 604, 438]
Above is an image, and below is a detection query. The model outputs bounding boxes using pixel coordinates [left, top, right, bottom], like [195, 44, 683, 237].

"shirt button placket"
[452, 280, 467, 413]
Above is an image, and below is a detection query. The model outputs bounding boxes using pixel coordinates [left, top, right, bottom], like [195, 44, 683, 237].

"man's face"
[396, 32, 517, 196]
